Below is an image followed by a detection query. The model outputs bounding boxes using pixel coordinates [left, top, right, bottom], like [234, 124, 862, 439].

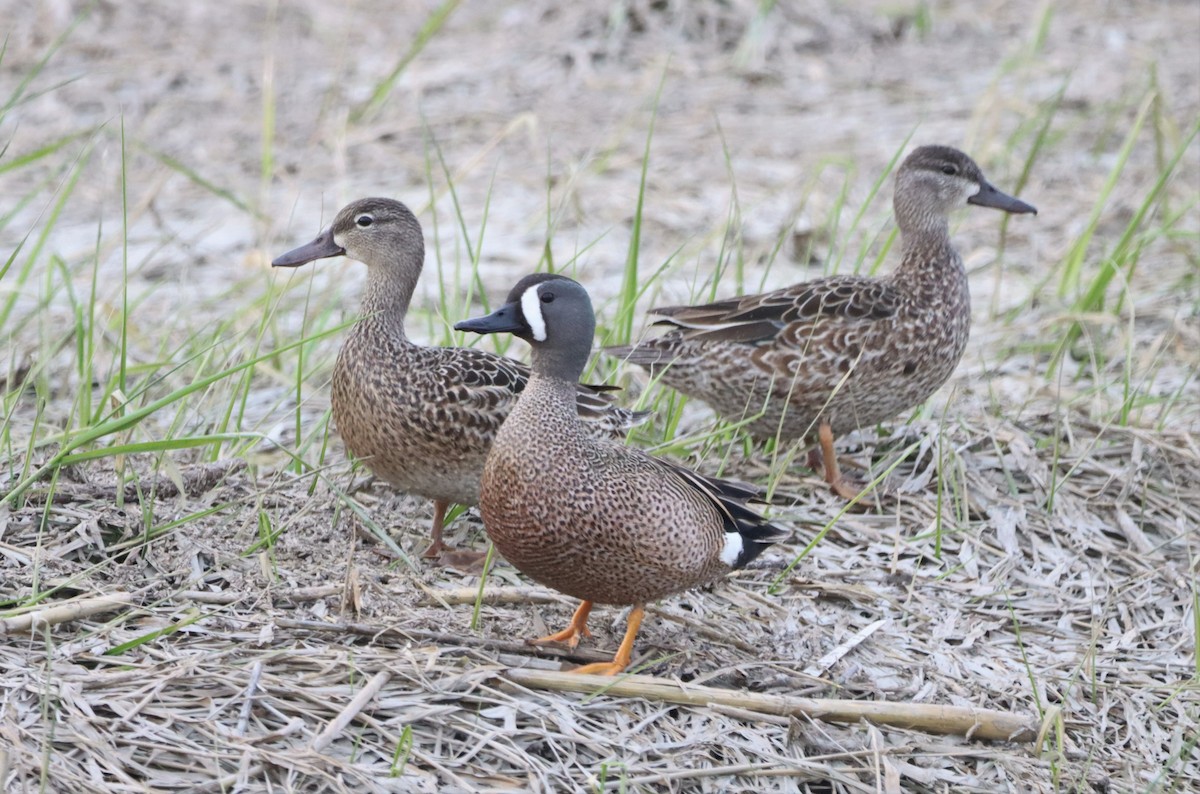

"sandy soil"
[2, 1, 1198, 792]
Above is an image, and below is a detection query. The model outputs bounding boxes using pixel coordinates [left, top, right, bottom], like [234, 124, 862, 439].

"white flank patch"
[522, 285, 547, 341]
[719, 532, 743, 567]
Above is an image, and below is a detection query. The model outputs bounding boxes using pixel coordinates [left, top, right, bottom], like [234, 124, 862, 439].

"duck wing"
[652, 275, 900, 345]
[439, 346, 648, 436]
[645, 455, 790, 568]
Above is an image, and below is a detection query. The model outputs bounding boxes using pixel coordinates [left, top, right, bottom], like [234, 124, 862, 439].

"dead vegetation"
[2, 1, 1198, 791]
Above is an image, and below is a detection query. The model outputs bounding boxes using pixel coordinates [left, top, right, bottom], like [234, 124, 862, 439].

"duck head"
[894, 145, 1037, 230]
[271, 197, 425, 273]
[456, 273, 596, 383]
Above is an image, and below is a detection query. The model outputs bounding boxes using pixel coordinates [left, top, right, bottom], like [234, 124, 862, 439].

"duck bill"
[272, 228, 346, 267]
[968, 181, 1037, 215]
[454, 302, 527, 336]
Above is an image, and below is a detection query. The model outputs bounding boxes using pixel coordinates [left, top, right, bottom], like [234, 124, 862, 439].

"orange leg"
[818, 422, 864, 500]
[570, 605, 645, 676]
[529, 600, 594, 650]
[422, 499, 450, 559]
[423, 500, 489, 570]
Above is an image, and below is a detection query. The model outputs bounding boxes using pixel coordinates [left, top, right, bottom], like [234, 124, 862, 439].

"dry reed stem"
[311, 670, 393, 752]
[177, 584, 345, 605]
[418, 585, 568, 606]
[3, 2, 1197, 790]
[503, 668, 1040, 742]
[0, 593, 134, 635]
[236, 661, 264, 737]
[803, 617, 888, 677]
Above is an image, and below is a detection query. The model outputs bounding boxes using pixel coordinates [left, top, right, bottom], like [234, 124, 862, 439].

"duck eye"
[355, 214, 374, 228]
[540, 291, 555, 304]
[940, 164, 959, 176]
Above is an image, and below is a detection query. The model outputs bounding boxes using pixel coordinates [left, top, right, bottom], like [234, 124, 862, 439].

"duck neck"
[531, 339, 589, 383]
[893, 195, 957, 279]
[526, 371, 581, 411]
[502, 370, 585, 456]
[895, 188, 950, 240]
[518, 342, 590, 426]
[358, 261, 420, 337]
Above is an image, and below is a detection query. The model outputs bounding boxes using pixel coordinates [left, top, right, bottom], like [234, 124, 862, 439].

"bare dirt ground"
[2, 1, 1198, 792]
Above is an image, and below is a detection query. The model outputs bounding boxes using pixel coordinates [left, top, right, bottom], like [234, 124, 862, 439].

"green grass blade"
[0, 129, 95, 176]
[351, 0, 461, 123]
[0, 140, 94, 330]
[2, 324, 346, 506]
[56, 434, 260, 466]
[0, 9, 84, 117]
[136, 142, 258, 217]
[614, 66, 667, 345]
[1056, 91, 1155, 299]
[103, 609, 204, 656]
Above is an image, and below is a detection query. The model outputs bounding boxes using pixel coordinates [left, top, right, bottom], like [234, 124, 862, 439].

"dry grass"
[3, 1, 1198, 792]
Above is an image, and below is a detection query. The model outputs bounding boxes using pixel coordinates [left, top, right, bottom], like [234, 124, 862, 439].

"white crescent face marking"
[719, 532, 743, 567]
[963, 180, 983, 204]
[521, 284, 547, 342]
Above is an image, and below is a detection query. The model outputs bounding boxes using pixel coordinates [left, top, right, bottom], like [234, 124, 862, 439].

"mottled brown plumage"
[456, 273, 787, 675]
[606, 145, 1037, 496]
[272, 199, 646, 562]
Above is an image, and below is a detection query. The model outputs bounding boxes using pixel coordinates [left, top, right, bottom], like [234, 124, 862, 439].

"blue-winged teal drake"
[606, 145, 1036, 498]
[272, 199, 646, 564]
[455, 273, 788, 675]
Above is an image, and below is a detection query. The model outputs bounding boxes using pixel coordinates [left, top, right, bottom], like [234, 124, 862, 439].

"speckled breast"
[479, 441, 729, 606]
[330, 337, 488, 507]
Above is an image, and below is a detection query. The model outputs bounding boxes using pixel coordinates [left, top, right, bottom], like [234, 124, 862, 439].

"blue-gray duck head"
[456, 273, 596, 382]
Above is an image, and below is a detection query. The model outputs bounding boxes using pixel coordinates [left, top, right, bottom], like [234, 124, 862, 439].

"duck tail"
[720, 497, 791, 569]
[681, 469, 791, 569]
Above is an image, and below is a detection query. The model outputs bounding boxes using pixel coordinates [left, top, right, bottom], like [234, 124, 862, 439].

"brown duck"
[605, 145, 1036, 497]
[273, 198, 646, 563]
[456, 273, 788, 675]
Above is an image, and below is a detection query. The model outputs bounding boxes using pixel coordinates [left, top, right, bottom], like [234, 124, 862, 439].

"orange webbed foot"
[528, 601, 594, 651]
[437, 548, 489, 573]
[830, 477, 866, 500]
[817, 422, 870, 501]
[569, 660, 629, 676]
[566, 605, 645, 676]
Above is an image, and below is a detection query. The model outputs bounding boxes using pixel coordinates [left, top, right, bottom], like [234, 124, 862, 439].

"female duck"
[273, 199, 645, 563]
[606, 145, 1036, 497]
[457, 273, 788, 675]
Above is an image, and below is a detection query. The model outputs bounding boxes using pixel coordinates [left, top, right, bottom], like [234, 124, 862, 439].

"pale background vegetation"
[2, 1, 1197, 791]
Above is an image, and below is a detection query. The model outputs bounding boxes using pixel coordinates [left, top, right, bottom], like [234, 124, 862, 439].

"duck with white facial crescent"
[457, 273, 789, 675]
